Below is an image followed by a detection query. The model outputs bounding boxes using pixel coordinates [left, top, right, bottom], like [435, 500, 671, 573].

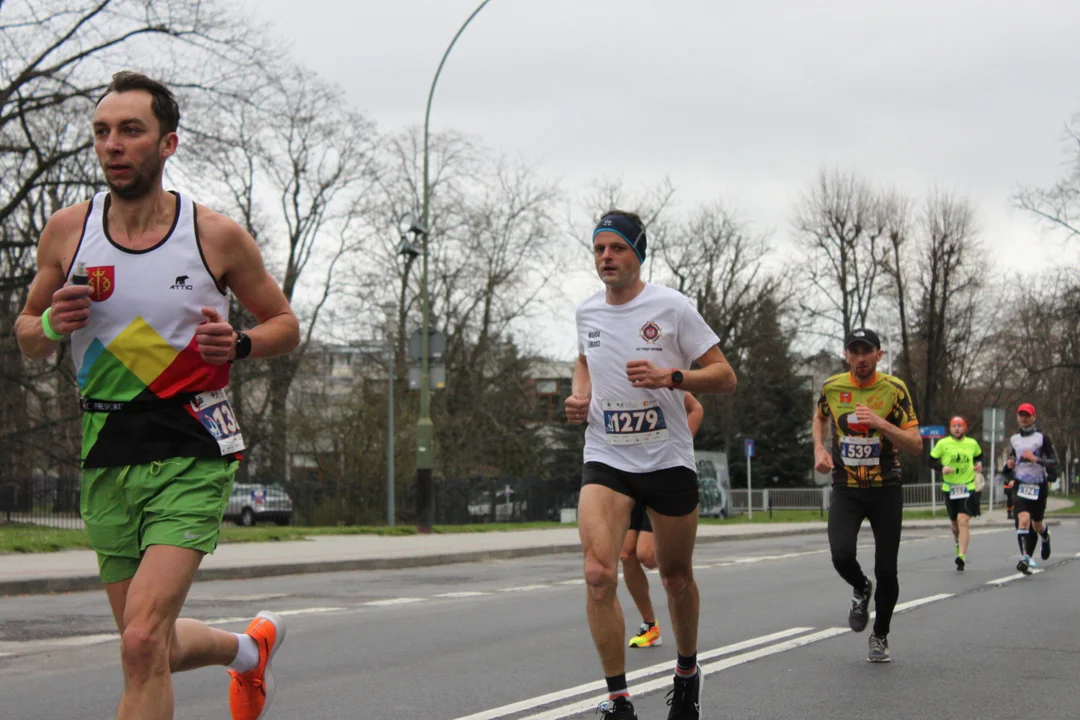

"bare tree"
[0, 0, 268, 493]
[178, 64, 380, 487]
[792, 168, 891, 343]
[909, 191, 984, 424]
[660, 201, 783, 350]
[1015, 113, 1080, 240]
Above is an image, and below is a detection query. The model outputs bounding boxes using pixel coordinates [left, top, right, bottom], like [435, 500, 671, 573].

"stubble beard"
[105, 156, 162, 201]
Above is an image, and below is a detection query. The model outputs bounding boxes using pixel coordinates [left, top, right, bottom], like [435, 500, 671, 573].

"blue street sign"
[744, 438, 755, 458]
[920, 425, 946, 439]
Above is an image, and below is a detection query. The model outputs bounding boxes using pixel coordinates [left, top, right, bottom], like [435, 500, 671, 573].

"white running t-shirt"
[576, 283, 720, 473]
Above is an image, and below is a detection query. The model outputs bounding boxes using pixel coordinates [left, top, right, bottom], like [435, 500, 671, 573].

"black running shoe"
[848, 579, 872, 633]
[1016, 556, 1032, 576]
[1041, 532, 1051, 561]
[597, 696, 637, 719]
[955, 555, 965, 572]
[665, 666, 702, 720]
[867, 634, 890, 663]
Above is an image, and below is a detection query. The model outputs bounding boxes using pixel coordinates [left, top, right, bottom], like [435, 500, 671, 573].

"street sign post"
[745, 439, 755, 519]
[920, 426, 946, 516]
[982, 407, 1007, 512]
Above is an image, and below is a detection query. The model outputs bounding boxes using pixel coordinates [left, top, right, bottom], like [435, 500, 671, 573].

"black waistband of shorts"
[80, 393, 198, 413]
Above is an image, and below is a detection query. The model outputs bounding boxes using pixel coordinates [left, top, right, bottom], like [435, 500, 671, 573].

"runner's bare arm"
[883, 423, 923, 456]
[565, 354, 591, 423]
[812, 412, 834, 473]
[198, 210, 299, 362]
[684, 392, 703, 438]
[15, 205, 93, 359]
[625, 346, 736, 392]
[680, 346, 736, 393]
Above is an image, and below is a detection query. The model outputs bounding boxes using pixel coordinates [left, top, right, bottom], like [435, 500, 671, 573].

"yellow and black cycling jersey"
[817, 371, 919, 488]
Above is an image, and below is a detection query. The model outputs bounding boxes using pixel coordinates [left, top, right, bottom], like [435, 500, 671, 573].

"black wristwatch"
[233, 331, 252, 361]
[670, 370, 683, 389]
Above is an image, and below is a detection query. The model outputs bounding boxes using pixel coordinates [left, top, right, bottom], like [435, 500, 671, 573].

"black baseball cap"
[844, 328, 881, 350]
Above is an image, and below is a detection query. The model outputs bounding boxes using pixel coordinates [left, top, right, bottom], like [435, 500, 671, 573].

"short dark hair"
[97, 71, 180, 135]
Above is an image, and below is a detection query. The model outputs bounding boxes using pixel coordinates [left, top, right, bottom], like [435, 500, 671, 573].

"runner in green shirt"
[929, 416, 983, 571]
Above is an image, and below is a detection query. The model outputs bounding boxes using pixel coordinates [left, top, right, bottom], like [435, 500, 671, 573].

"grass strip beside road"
[0, 521, 569, 554]
[5, 498, 1075, 554]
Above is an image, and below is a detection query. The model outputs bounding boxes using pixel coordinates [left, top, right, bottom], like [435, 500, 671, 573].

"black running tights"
[828, 485, 903, 636]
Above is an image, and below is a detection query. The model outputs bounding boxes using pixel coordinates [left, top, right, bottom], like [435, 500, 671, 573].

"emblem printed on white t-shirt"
[640, 321, 661, 344]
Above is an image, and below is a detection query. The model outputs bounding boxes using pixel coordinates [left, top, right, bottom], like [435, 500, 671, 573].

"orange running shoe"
[229, 610, 286, 720]
[628, 622, 662, 648]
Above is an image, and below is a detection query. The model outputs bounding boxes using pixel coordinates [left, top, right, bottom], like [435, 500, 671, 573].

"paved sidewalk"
[0, 500, 1067, 596]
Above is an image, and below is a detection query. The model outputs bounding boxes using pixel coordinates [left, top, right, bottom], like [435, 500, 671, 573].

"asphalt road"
[2, 521, 1079, 720]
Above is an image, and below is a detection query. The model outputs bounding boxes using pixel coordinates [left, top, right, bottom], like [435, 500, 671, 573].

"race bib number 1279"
[603, 399, 669, 445]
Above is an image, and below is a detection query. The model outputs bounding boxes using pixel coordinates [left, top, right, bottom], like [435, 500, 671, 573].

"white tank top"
[69, 191, 236, 467]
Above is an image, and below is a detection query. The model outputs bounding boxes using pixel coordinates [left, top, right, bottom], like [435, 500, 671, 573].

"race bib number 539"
[839, 436, 881, 466]
[603, 399, 669, 445]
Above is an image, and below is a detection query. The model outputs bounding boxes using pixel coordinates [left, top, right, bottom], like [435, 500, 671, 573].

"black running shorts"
[581, 461, 698, 517]
[629, 501, 654, 533]
[943, 490, 980, 521]
[1012, 482, 1048, 522]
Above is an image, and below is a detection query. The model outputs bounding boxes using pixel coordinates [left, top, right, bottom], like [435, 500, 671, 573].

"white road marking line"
[891, 593, 954, 613]
[558, 579, 585, 585]
[450, 627, 813, 720]
[0, 633, 120, 651]
[987, 569, 1044, 585]
[435, 591, 491, 598]
[498, 585, 549, 593]
[517, 628, 845, 720]
[275, 607, 344, 616]
[196, 593, 290, 602]
[365, 597, 425, 606]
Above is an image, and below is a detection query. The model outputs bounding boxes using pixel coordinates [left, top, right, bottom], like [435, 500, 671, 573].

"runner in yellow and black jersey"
[813, 328, 923, 664]
[817, 364, 919, 489]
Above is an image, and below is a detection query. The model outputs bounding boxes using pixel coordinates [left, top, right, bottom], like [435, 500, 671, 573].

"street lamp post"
[382, 302, 397, 527]
[414, 0, 497, 533]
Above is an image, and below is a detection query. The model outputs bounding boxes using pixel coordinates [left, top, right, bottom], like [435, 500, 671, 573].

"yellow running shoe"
[628, 622, 662, 648]
[229, 610, 286, 720]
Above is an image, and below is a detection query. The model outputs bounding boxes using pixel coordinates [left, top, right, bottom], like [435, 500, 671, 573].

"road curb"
[0, 521, 1030, 597]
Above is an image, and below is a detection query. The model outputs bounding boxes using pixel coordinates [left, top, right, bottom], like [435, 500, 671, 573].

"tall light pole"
[382, 302, 397, 527]
[414, 0, 497, 533]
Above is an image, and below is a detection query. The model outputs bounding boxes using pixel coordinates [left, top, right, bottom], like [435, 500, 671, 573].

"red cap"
[1017, 403, 1036, 415]
[950, 416, 967, 430]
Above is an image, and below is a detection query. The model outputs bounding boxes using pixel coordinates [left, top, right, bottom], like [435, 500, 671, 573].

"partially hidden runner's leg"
[580, 483, 636, 695]
[827, 487, 872, 632]
[622, 527, 659, 647]
[623, 508, 661, 648]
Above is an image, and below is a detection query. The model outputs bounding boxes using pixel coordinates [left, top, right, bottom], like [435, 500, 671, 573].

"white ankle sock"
[227, 633, 260, 673]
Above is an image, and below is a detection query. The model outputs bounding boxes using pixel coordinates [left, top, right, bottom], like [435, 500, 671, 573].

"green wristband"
[41, 307, 66, 341]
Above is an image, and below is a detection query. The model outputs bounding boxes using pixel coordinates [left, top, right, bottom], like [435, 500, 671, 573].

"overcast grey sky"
[248, 0, 1079, 357]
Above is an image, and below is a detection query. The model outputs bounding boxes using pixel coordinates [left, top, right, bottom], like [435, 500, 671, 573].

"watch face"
[236, 332, 252, 359]
[672, 370, 683, 384]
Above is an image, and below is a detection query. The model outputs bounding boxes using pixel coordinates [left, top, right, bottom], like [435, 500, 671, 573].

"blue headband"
[593, 214, 647, 263]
